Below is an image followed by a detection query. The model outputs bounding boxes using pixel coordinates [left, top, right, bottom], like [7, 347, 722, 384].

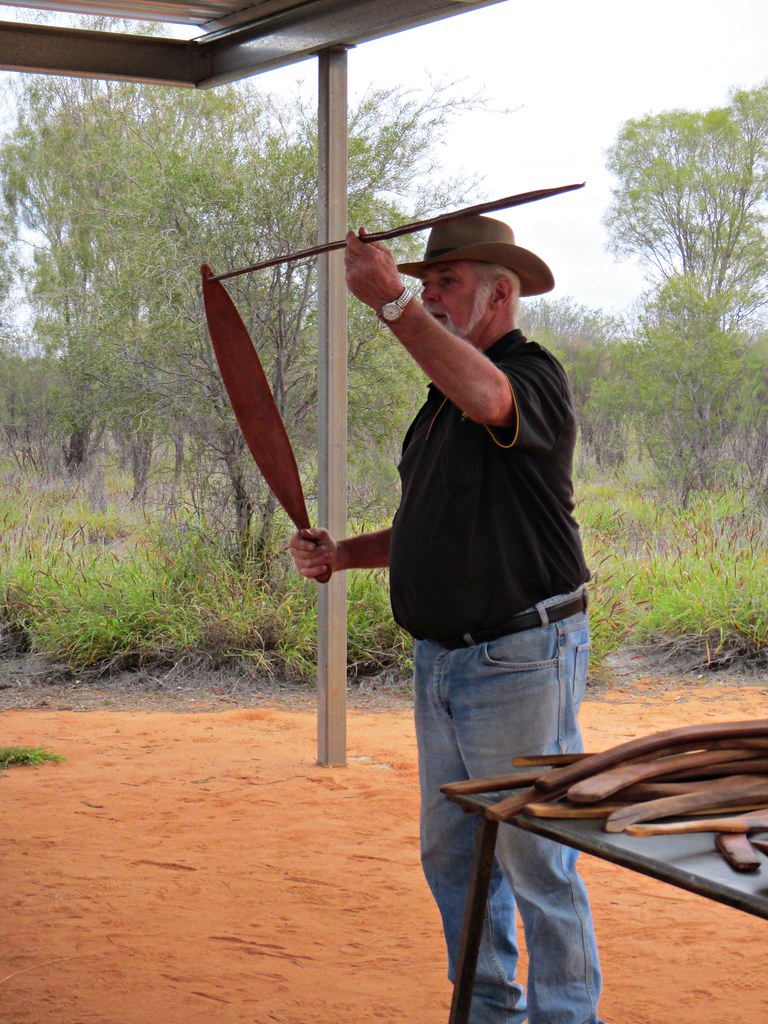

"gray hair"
[473, 263, 521, 317]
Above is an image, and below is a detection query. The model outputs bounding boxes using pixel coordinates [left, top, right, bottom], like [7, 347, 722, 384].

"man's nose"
[421, 280, 440, 303]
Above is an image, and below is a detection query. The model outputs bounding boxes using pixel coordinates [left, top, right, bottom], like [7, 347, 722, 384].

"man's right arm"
[289, 527, 391, 581]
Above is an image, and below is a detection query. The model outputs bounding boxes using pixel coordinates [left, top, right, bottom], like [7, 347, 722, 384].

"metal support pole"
[316, 46, 349, 766]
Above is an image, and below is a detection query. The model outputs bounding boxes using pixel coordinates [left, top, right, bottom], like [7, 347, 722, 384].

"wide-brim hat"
[397, 214, 554, 296]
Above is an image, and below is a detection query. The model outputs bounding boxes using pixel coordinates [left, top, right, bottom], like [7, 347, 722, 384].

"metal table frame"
[445, 791, 768, 1024]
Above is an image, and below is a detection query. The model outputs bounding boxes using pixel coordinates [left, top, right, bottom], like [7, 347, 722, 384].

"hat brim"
[397, 242, 554, 297]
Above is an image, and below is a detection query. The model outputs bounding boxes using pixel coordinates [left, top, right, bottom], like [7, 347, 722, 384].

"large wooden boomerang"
[201, 264, 332, 584]
[201, 183, 585, 582]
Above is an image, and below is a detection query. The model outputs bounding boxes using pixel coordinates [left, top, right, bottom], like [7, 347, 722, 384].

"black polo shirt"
[388, 329, 590, 641]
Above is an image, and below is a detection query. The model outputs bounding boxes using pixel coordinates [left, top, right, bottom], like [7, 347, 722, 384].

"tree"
[0, 344, 61, 472]
[632, 279, 749, 501]
[603, 83, 768, 497]
[604, 82, 768, 327]
[1, 75, 130, 475]
[0, 70, 477, 548]
[731, 327, 768, 498]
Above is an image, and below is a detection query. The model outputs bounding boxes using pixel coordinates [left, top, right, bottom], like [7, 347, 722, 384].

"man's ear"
[491, 274, 514, 307]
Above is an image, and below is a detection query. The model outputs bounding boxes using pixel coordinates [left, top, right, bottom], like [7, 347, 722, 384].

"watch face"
[381, 290, 410, 322]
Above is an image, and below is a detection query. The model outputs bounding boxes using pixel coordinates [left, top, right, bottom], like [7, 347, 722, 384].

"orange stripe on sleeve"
[484, 374, 519, 449]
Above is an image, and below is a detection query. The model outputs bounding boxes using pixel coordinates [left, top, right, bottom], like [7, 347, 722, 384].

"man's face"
[418, 261, 492, 344]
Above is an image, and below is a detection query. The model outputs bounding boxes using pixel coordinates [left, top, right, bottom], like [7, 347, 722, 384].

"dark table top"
[448, 792, 768, 922]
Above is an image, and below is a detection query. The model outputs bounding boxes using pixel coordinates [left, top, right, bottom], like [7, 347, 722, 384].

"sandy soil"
[2, 669, 768, 1024]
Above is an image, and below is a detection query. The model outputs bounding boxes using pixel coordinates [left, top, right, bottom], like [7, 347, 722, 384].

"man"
[289, 215, 604, 1024]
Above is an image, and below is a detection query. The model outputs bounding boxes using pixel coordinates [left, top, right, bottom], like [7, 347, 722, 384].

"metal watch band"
[378, 287, 412, 323]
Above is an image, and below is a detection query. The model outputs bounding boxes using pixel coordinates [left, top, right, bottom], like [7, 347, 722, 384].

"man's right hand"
[289, 527, 338, 581]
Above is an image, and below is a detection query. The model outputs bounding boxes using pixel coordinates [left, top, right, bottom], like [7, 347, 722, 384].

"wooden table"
[445, 791, 768, 1024]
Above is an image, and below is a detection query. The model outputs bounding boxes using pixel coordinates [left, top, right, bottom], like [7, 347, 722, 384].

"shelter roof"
[0, 0, 505, 87]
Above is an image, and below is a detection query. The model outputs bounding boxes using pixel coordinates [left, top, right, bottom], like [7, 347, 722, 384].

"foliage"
[0, 347, 62, 472]
[0, 746, 64, 769]
[602, 82, 768, 499]
[579, 484, 768, 672]
[0, 73, 474, 546]
[0, 471, 411, 681]
[0, 71, 766, 689]
[604, 82, 768, 325]
[1, 469, 766, 684]
[632, 280, 751, 500]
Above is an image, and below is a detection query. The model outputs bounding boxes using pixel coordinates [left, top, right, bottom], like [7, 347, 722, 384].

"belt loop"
[462, 632, 477, 646]
[534, 601, 549, 628]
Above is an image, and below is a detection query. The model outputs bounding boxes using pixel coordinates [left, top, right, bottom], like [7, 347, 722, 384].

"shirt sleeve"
[486, 349, 571, 453]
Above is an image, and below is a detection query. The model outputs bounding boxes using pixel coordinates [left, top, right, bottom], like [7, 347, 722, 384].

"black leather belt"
[434, 592, 588, 650]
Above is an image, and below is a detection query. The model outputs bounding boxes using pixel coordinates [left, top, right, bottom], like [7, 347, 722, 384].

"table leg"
[448, 814, 499, 1024]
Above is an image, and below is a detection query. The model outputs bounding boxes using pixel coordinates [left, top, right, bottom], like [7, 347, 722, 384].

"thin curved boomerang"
[207, 182, 585, 282]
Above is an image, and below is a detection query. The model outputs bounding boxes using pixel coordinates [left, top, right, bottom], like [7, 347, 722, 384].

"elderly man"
[289, 216, 604, 1024]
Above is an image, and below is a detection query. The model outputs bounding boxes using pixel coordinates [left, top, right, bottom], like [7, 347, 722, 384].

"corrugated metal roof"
[0, 0, 505, 86]
[0, 0, 275, 28]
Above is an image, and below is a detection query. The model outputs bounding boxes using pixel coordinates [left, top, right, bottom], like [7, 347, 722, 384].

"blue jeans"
[414, 596, 604, 1024]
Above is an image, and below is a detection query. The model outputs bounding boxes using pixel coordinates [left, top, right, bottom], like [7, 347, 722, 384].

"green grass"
[579, 486, 768, 670]
[0, 746, 65, 769]
[0, 473, 412, 682]
[1, 469, 766, 682]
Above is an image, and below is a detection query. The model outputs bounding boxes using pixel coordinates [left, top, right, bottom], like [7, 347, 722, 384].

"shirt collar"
[484, 329, 527, 364]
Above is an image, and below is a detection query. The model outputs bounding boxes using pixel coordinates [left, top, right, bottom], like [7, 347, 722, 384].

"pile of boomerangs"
[441, 719, 768, 872]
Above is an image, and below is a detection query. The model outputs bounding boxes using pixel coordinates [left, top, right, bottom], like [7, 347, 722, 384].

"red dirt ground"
[2, 679, 768, 1024]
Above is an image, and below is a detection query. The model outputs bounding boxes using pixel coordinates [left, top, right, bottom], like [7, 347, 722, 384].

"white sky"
[261, 0, 768, 313]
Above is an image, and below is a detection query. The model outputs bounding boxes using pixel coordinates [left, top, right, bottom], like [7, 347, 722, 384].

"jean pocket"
[572, 640, 590, 703]
[481, 629, 558, 671]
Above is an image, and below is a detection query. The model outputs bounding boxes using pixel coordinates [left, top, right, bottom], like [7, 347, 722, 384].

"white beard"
[425, 283, 492, 341]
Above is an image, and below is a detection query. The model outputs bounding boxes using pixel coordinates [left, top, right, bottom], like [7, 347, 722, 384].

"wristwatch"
[378, 287, 413, 323]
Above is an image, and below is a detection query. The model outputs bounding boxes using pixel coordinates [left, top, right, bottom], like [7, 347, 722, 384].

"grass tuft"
[0, 746, 65, 769]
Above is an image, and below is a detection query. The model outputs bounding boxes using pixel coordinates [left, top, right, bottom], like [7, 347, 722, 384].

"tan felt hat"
[397, 214, 554, 296]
